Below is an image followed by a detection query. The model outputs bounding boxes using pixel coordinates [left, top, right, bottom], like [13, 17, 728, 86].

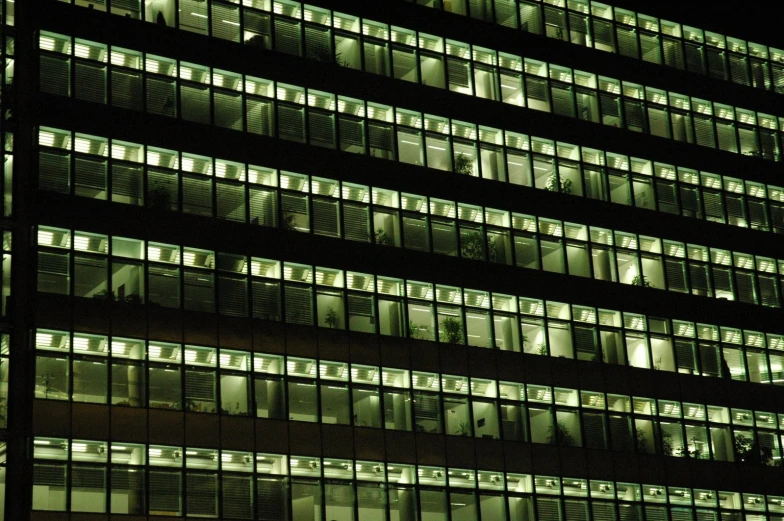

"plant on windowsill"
[408, 320, 428, 340]
[460, 231, 485, 260]
[733, 434, 773, 465]
[324, 307, 340, 329]
[633, 427, 648, 453]
[280, 211, 298, 231]
[439, 316, 463, 344]
[631, 275, 653, 288]
[547, 420, 575, 446]
[660, 432, 673, 456]
[677, 438, 702, 459]
[545, 172, 572, 195]
[455, 420, 471, 436]
[536, 343, 548, 356]
[653, 356, 663, 371]
[454, 153, 474, 175]
[174, 397, 198, 412]
[147, 182, 173, 211]
[374, 228, 390, 245]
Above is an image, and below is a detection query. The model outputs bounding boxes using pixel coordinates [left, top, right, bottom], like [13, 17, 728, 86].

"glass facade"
[7, 0, 784, 518]
[30, 438, 784, 517]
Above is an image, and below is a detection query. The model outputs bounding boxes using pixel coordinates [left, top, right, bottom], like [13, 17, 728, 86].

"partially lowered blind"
[689, 264, 710, 295]
[582, 412, 607, 449]
[536, 497, 563, 521]
[592, 19, 614, 50]
[111, 163, 143, 204]
[693, 114, 716, 148]
[702, 191, 724, 222]
[343, 203, 370, 242]
[285, 284, 313, 325]
[728, 54, 750, 86]
[39, 150, 70, 193]
[348, 294, 374, 318]
[640, 32, 661, 64]
[219, 274, 248, 316]
[182, 175, 213, 216]
[74, 61, 106, 103]
[110, 69, 142, 110]
[447, 58, 471, 89]
[185, 370, 215, 401]
[249, 187, 277, 227]
[734, 271, 756, 304]
[149, 471, 181, 515]
[747, 199, 769, 230]
[711, 267, 733, 296]
[148, 167, 178, 211]
[33, 463, 66, 487]
[217, 181, 246, 222]
[147, 76, 177, 117]
[180, 83, 210, 124]
[339, 116, 365, 152]
[644, 506, 668, 521]
[675, 340, 697, 373]
[616, 26, 638, 58]
[698, 343, 720, 376]
[214, 90, 243, 130]
[305, 25, 331, 61]
[252, 280, 281, 320]
[655, 180, 677, 214]
[186, 472, 218, 517]
[758, 275, 780, 307]
[592, 502, 617, 521]
[662, 37, 685, 69]
[74, 156, 107, 197]
[518, 1, 542, 34]
[564, 500, 589, 521]
[684, 43, 706, 74]
[274, 18, 301, 56]
[211, 2, 240, 42]
[72, 465, 105, 491]
[246, 97, 274, 137]
[665, 259, 687, 293]
[257, 478, 289, 521]
[278, 104, 305, 143]
[618, 504, 642, 521]
[706, 49, 728, 80]
[724, 194, 746, 227]
[312, 198, 340, 237]
[223, 475, 253, 519]
[608, 415, 633, 452]
[495, 0, 517, 28]
[368, 122, 393, 152]
[309, 111, 335, 148]
[40, 54, 70, 96]
[573, 326, 596, 358]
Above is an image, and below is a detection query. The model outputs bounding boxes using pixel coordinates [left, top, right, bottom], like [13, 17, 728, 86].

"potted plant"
[408, 320, 427, 340]
[545, 172, 572, 194]
[324, 307, 339, 329]
[455, 420, 471, 436]
[280, 211, 297, 231]
[547, 420, 575, 446]
[460, 231, 485, 260]
[374, 228, 390, 245]
[439, 316, 463, 344]
[631, 275, 653, 288]
[633, 427, 648, 453]
[454, 153, 473, 175]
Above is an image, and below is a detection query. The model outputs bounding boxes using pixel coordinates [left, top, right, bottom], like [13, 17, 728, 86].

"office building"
[3, 0, 784, 518]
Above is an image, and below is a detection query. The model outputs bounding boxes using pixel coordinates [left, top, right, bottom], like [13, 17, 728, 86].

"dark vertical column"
[6, 0, 38, 517]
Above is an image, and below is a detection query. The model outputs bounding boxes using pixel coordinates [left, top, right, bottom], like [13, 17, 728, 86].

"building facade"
[3, 0, 784, 518]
